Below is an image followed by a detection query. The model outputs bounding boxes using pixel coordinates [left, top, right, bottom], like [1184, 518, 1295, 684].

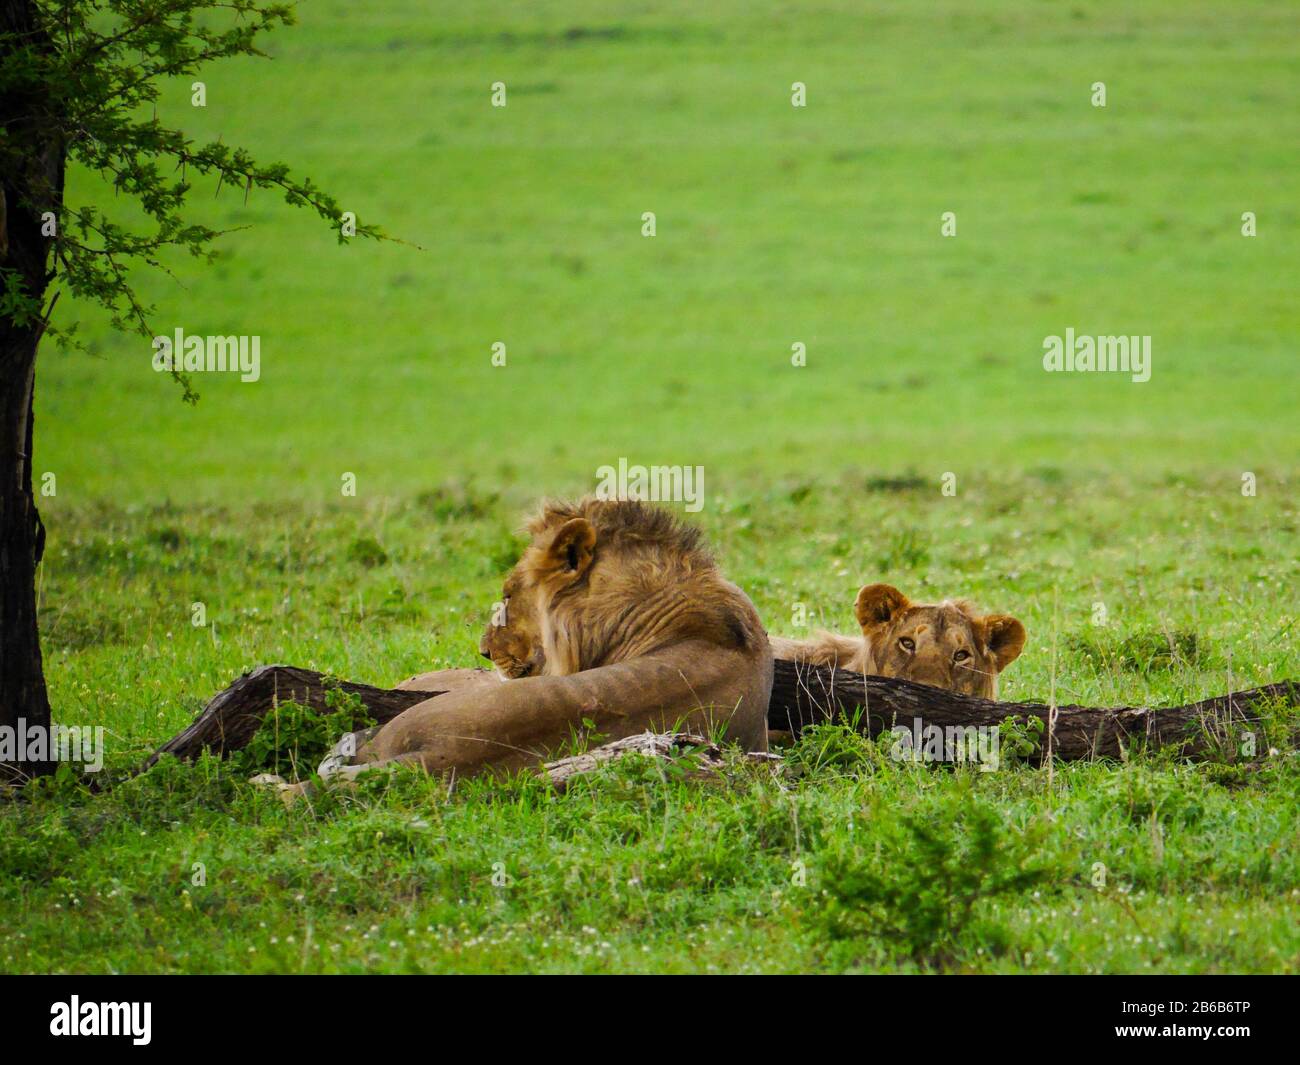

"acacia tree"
[0, 0, 382, 781]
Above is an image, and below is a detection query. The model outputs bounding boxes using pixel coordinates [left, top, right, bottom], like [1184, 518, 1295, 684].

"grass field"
[3, 1, 1298, 973]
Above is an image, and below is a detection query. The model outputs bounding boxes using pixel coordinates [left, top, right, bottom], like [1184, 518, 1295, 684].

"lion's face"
[479, 570, 546, 679]
[478, 512, 601, 678]
[481, 499, 765, 681]
[855, 584, 1026, 698]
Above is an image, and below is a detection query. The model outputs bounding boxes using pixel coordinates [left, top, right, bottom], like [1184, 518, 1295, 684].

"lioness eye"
[899, 637, 915, 652]
[954, 649, 971, 662]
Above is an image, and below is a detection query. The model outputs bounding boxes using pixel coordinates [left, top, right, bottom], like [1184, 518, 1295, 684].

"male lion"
[328, 498, 772, 783]
[770, 583, 1026, 698]
[477, 563, 546, 679]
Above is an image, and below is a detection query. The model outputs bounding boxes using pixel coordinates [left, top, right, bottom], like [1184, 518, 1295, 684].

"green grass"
[8, 479, 1298, 973]
[37, 0, 1300, 498]
[4, 0, 1298, 972]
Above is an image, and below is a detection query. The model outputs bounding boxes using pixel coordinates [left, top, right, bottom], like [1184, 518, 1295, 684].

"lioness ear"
[982, 615, 1026, 672]
[544, 517, 596, 578]
[854, 584, 910, 630]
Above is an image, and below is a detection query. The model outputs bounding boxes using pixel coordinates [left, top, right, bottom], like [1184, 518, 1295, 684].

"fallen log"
[769, 660, 1297, 763]
[144, 665, 430, 769]
[146, 660, 1298, 769]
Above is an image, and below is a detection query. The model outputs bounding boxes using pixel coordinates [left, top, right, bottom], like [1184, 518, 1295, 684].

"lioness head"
[481, 497, 767, 678]
[855, 583, 1026, 698]
[479, 568, 545, 679]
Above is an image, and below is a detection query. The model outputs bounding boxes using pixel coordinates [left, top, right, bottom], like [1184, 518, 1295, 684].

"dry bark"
[144, 665, 430, 769]
[147, 660, 1298, 770]
[769, 659, 1297, 762]
[541, 732, 781, 790]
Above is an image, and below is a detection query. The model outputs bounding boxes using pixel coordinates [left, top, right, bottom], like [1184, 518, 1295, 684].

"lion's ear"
[544, 517, 596, 578]
[854, 584, 910, 630]
[982, 615, 1026, 672]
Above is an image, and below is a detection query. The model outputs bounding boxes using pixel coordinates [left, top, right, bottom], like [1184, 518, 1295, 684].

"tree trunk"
[0, 324, 50, 782]
[766, 659, 1296, 763]
[144, 665, 433, 769]
[146, 661, 1298, 772]
[1, 0, 62, 782]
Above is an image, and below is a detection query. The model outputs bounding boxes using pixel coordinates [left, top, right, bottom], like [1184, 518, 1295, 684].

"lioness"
[332, 498, 773, 781]
[770, 583, 1026, 698]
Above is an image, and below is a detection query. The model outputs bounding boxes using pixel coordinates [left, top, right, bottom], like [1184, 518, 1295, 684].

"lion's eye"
[899, 637, 915, 653]
[953, 649, 971, 662]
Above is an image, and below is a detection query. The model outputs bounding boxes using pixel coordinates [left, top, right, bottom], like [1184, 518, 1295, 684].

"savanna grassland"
[2, 1, 1297, 973]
